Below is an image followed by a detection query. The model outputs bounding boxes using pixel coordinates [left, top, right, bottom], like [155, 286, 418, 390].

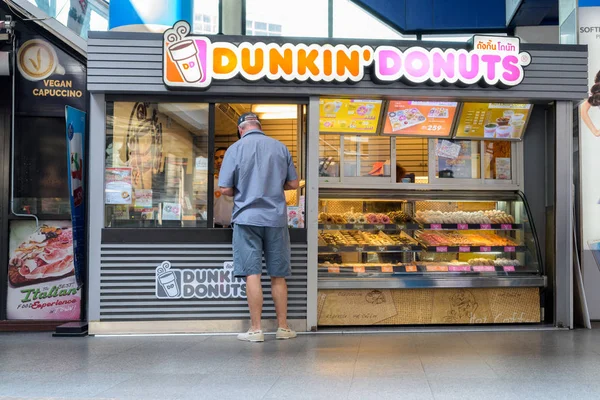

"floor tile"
[348, 377, 434, 400]
[263, 376, 353, 400]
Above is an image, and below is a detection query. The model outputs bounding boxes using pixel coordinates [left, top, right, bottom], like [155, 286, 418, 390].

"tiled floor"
[3, 328, 600, 399]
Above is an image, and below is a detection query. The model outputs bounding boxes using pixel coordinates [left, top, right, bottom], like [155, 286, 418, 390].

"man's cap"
[238, 112, 261, 127]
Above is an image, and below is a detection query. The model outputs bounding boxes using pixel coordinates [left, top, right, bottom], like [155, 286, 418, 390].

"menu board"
[382, 101, 458, 137]
[319, 99, 383, 134]
[454, 103, 532, 140]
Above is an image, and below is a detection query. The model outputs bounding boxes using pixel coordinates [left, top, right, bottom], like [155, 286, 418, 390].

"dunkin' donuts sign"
[163, 21, 531, 89]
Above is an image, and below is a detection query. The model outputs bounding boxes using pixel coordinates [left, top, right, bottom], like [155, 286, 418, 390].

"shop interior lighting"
[252, 104, 297, 114]
[258, 111, 298, 120]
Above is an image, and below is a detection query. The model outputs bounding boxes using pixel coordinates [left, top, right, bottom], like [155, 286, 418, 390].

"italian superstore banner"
[66, 106, 86, 288]
[579, 3, 600, 318]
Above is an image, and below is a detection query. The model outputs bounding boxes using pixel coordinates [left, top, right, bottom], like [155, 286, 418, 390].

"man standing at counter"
[219, 112, 299, 342]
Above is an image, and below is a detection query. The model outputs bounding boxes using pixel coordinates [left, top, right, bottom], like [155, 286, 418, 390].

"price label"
[504, 246, 516, 252]
[480, 246, 492, 252]
[378, 246, 387, 252]
[426, 265, 449, 272]
[405, 265, 417, 272]
[449, 265, 471, 272]
[430, 224, 442, 230]
[328, 266, 340, 273]
[501, 224, 512, 230]
[381, 265, 394, 273]
[457, 224, 468, 230]
[355, 247, 364, 252]
[353, 266, 366, 273]
[354, 224, 365, 230]
[323, 224, 332, 230]
[331, 247, 339, 253]
[503, 266, 516, 272]
[459, 246, 471, 253]
[436, 246, 448, 253]
[480, 224, 492, 230]
[396, 224, 406, 230]
[374, 224, 385, 230]
[473, 266, 495, 272]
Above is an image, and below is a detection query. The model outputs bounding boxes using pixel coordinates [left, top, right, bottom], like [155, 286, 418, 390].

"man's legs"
[271, 277, 289, 329]
[246, 274, 263, 331]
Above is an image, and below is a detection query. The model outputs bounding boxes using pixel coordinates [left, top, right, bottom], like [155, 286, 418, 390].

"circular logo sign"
[17, 39, 64, 81]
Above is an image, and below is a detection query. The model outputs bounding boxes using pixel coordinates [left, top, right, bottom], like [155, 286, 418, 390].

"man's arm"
[217, 147, 236, 197]
[284, 150, 299, 191]
[220, 187, 234, 197]
[284, 179, 299, 190]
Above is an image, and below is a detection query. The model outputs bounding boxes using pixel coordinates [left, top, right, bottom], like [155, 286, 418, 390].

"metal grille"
[99, 243, 308, 321]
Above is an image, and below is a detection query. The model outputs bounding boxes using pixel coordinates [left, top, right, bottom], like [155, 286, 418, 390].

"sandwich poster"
[7, 221, 81, 320]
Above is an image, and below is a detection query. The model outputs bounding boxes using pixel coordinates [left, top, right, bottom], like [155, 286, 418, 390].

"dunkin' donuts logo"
[163, 22, 531, 90]
[155, 261, 246, 300]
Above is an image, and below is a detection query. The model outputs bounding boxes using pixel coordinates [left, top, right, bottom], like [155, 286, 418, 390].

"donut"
[357, 215, 367, 224]
[347, 215, 357, 224]
[380, 215, 391, 224]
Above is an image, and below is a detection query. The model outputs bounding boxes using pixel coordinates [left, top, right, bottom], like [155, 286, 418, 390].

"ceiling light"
[259, 112, 298, 120]
[252, 104, 297, 114]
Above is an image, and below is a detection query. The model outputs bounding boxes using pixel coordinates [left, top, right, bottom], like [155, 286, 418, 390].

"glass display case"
[317, 190, 545, 289]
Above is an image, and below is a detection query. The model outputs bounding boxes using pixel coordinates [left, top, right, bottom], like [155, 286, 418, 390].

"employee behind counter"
[214, 147, 234, 228]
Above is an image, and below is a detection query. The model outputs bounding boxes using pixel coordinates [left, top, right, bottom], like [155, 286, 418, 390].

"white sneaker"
[276, 327, 297, 340]
[237, 330, 264, 342]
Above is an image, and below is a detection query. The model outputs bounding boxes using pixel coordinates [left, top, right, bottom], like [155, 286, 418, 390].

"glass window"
[246, 0, 328, 37]
[105, 102, 209, 228]
[396, 138, 428, 184]
[435, 139, 481, 179]
[14, 117, 70, 216]
[319, 135, 341, 179]
[343, 136, 391, 178]
[332, 0, 416, 40]
[484, 141, 512, 180]
[194, 0, 220, 34]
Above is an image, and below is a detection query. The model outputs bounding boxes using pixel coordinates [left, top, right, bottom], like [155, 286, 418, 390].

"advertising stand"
[86, 23, 586, 334]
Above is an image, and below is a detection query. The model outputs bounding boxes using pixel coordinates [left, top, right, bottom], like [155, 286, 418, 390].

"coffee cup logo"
[17, 39, 65, 82]
[156, 261, 181, 299]
[165, 21, 203, 84]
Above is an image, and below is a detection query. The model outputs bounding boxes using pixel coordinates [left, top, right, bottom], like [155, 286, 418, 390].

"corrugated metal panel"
[86, 35, 588, 101]
[99, 243, 308, 321]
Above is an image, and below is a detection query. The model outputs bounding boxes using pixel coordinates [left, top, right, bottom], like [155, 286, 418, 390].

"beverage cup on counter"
[484, 123, 497, 138]
[169, 40, 203, 83]
[510, 120, 525, 137]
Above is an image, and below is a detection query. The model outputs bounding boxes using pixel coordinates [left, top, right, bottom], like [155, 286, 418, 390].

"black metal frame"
[0, 109, 9, 320]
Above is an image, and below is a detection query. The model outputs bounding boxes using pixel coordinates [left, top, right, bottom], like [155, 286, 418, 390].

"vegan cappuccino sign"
[155, 261, 246, 300]
[164, 22, 531, 89]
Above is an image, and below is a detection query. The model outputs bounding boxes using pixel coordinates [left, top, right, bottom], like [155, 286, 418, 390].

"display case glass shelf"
[317, 190, 544, 289]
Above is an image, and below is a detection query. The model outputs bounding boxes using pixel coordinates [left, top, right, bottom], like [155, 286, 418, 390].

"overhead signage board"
[319, 99, 383, 134]
[382, 101, 459, 137]
[162, 22, 531, 90]
[454, 103, 533, 140]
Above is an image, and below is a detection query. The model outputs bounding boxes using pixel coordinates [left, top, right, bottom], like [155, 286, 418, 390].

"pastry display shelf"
[420, 223, 523, 230]
[318, 245, 422, 253]
[423, 245, 528, 253]
[318, 275, 547, 289]
[318, 223, 524, 231]
[319, 264, 538, 274]
[318, 223, 420, 231]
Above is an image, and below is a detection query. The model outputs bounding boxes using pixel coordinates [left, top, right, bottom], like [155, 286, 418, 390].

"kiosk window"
[484, 141, 512, 180]
[343, 136, 391, 178]
[104, 102, 209, 228]
[435, 139, 481, 180]
[14, 116, 70, 216]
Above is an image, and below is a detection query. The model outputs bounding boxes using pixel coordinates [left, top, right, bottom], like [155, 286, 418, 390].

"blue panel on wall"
[109, 0, 194, 31]
[405, 0, 433, 31]
[432, 0, 506, 30]
[351, 0, 407, 32]
[351, 0, 508, 32]
[579, 0, 600, 6]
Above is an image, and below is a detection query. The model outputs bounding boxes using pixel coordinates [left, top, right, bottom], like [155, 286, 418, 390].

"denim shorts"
[232, 224, 291, 278]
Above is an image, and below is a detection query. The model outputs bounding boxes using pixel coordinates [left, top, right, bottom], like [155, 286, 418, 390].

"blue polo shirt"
[218, 129, 298, 227]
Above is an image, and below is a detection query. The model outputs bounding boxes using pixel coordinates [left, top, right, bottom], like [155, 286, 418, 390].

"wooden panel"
[317, 288, 540, 325]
